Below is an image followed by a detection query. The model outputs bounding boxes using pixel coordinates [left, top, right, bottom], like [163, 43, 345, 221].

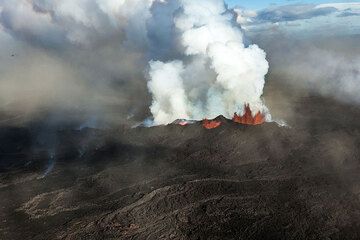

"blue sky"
[226, 0, 358, 9]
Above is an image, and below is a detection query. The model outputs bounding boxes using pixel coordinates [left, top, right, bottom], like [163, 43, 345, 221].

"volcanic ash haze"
[0, 0, 270, 127]
[148, 0, 270, 125]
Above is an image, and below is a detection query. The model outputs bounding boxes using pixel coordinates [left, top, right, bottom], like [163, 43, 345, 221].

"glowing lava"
[178, 121, 189, 126]
[233, 104, 265, 125]
[203, 119, 222, 129]
[175, 104, 264, 130]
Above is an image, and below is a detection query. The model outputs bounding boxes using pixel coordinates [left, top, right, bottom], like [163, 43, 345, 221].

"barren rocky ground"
[2, 88, 360, 239]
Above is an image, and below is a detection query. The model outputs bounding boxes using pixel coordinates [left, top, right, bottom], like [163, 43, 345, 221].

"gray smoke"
[0, 0, 271, 126]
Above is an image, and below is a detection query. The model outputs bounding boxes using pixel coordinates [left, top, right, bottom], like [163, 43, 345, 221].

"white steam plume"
[148, 0, 270, 125]
[0, 0, 270, 126]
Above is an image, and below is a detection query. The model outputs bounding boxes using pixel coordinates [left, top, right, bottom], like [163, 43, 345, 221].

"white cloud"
[234, 2, 360, 36]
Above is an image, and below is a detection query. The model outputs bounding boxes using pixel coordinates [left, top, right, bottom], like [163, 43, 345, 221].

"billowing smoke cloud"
[0, 0, 154, 47]
[0, 0, 270, 127]
[0, 0, 156, 126]
[147, 0, 270, 124]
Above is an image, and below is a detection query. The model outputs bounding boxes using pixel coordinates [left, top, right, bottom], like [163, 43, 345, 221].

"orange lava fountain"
[202, 119, 222, 129]
[232, 104, 265, 125]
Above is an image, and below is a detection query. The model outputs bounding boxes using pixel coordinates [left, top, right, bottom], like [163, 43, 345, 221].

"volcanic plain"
[2, 90, 360, 239]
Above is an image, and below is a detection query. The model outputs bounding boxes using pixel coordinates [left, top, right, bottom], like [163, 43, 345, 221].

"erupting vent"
[176, 104, 265, 129]
[233, 104, 265, 125]
[202, 119, 222, 129]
